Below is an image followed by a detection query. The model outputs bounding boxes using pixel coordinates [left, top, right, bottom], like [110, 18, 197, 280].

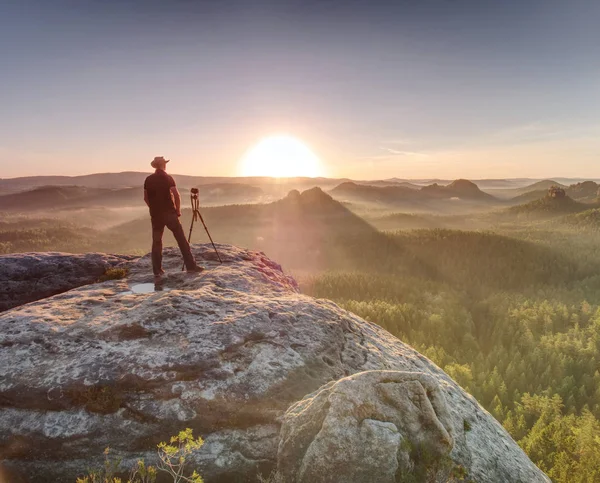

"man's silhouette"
[144, 156, 203, 283]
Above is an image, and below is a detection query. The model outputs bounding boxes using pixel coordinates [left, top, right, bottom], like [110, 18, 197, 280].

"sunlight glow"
[240, 135, 322, 177]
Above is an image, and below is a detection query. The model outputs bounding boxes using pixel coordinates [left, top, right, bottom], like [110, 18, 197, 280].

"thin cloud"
[379, 147, 429, 157]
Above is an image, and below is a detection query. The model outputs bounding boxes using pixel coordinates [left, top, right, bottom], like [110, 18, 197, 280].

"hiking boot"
[186, 266, 205, 274]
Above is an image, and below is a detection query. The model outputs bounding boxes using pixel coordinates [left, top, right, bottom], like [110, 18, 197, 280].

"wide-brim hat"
[151, 156, 169, 169]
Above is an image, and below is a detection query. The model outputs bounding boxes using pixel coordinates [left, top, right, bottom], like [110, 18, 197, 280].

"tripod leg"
[182, 217, 195, 271]
[187, 218, 195, 243]
[198, 214, 222, 263]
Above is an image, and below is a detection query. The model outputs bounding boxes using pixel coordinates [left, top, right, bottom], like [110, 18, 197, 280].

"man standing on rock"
[144, 156, 203, 283]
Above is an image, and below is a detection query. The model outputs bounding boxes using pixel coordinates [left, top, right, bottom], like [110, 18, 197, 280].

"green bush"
[77, 429, 203, 483]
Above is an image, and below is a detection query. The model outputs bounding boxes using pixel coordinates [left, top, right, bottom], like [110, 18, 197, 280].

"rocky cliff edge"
[0, 245, 548, 482]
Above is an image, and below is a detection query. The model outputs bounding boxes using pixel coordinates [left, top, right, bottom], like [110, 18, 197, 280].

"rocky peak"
[284, 186, 335, 207]
[284, 189, 301, 201]
[567, 180, 599, 201]
[0, 245, 548, 482]
[548, 186, 566, 199]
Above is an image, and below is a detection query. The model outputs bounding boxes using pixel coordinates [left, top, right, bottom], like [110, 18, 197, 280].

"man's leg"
[151, 217, 166, 276]
[165, 213, 198, 270]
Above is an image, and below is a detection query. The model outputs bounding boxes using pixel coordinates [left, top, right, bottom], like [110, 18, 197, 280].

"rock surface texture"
[0, 252, 134, 312]
[277, 371, 455, 483]
[0, 245, 549, 482]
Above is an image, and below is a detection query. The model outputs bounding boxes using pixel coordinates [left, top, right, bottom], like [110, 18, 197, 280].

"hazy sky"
[1, 0, 599, 179]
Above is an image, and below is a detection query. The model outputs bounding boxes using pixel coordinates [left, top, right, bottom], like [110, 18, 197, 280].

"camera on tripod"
[183, 187, 222, 265]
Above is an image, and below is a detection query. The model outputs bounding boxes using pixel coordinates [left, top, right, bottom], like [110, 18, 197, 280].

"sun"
[240, 135, 322, 178]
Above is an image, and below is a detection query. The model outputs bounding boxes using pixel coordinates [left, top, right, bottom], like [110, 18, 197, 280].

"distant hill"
[567, 181, 599, 202]
[508, 193, 593, 217]
[470, 179, 522, 189]
[489, 180, 567, 200]
[330, 182, 422, 203]
[517, 179, 567, 195]
[358, 180, 421, 189]
[0, 172, 150, 192]
[4, 173, 599, 195]
[385, 178, 536, 189]
[421, 179, 496, 201]
[329, 179, 500, 214]
[510, 181, 599, 204]
[0, 183, 265, 212]
[0, 186, 107, 211]
[332, 179, 495, 202]
[509, 189, 548, 204]
[193, 183, 264, 205]
[509, 181, 600, 205]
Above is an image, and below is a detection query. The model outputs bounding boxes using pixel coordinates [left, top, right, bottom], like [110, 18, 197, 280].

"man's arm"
[144, 189, 150, 207]
[170, 186, 182, 216]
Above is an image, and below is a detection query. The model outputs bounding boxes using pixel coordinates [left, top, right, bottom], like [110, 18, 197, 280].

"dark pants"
[151, 212, 196, 275]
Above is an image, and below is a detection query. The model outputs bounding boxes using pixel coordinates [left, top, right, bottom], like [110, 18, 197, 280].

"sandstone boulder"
[0, 245, 548, 482]
[277, 370, 455, 483]
[0, 252, 135, 312]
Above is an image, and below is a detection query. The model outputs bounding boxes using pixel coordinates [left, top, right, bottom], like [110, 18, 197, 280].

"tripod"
[182, 188, 222, 270]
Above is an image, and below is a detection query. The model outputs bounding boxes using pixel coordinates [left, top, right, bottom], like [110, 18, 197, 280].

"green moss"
[100, 267, 128, 282]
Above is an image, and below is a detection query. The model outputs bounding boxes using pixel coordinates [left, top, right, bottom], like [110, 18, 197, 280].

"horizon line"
[2, 171, 600, 183]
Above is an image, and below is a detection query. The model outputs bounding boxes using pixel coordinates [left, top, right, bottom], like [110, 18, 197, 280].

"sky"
[1, 0, 599, 180]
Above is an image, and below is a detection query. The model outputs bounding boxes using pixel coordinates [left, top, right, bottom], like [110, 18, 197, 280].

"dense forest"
[303, 226, 600, 482]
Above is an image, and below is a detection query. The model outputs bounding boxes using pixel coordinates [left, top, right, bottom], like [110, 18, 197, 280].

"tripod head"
[190, 188, 200, 213]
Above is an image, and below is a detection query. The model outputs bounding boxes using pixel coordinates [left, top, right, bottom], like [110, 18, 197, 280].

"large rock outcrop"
[277, 371, 456, 483]
[0, 252, 134, 312]
[0, 245, 548, 482]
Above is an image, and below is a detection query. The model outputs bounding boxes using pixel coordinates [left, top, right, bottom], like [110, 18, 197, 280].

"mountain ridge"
[4, 172, 600, 194]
